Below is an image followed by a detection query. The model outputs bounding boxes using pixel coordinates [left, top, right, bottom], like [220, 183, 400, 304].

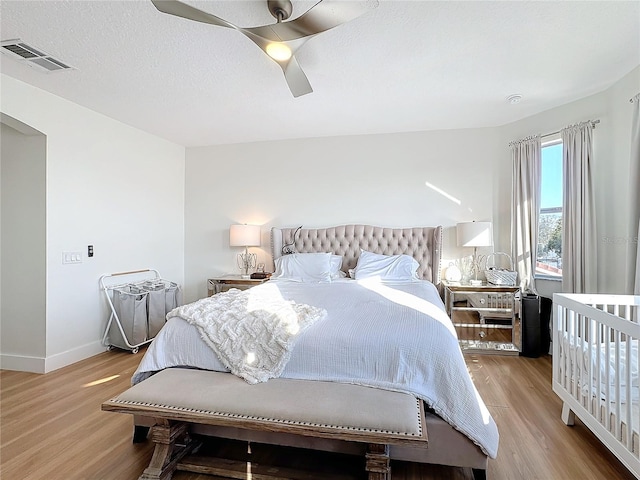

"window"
[536, 140, 562, 278]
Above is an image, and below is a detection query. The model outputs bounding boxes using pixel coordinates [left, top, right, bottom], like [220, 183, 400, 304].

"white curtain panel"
[561, 122, 597, 294]
[510, 135, 541, 294]
[630, 94, 640, 295]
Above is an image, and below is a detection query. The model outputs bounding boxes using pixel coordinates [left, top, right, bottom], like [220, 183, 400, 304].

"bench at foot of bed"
[102, 368, 428, 480]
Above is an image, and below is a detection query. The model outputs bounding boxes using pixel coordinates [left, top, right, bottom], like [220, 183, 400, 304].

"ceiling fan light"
[266, 42, 292, 61]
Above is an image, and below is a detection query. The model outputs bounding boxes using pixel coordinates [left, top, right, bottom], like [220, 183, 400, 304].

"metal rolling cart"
[99, 269, 182, 353]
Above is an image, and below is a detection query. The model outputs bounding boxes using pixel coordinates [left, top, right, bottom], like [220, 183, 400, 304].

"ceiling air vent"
[1, 39, 74, 73]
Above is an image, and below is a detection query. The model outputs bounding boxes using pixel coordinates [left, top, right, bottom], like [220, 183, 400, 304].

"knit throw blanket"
[167, 285, 326, 384]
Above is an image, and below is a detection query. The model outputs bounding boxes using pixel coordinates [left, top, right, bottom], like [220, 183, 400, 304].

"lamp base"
[237, 250, 257, 281]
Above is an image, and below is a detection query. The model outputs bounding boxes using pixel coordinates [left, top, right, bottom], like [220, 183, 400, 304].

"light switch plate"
[62, 251, 82, 264]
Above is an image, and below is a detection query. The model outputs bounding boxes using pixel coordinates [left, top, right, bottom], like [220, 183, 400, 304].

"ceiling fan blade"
[150, 0, 236, 29]
[281, 56, 313, 97]
[246, 0, 379, 42]
[242, 33, 311, 97]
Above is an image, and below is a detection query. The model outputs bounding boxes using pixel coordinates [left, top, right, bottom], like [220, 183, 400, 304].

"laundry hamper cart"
[100, 269, 182, 353]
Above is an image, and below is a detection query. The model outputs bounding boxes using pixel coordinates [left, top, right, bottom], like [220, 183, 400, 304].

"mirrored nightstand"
[443, 280, 520, 355]
[207, 275, 269, 296]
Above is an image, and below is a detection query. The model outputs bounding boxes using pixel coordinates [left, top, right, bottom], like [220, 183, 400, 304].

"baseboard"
[0, 341, 107, 373]
[44, 340, 107, 373]
[0, 354, 46, 373]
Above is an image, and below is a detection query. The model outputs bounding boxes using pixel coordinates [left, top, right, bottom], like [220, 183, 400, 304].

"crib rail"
[553, 293, 640, 479]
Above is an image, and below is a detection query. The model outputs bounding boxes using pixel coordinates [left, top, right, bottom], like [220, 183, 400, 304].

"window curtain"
[561, 122, 597, 293]
[510, 135, 541, 294]
[629, 93, 640, 295]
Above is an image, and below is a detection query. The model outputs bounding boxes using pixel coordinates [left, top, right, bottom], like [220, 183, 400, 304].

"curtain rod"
[541, 119, 600, 139]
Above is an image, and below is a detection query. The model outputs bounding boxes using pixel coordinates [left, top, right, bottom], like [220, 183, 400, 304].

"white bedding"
[560, 333, 639, 403]
[559, 333, 639, 451]
[132, 279, 499, 458]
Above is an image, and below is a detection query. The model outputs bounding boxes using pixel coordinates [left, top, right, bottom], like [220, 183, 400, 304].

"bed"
[130, 224, 498, 478]
[553, 293, 640, 479]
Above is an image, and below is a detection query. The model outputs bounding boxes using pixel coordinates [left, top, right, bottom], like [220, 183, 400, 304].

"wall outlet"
[62, 251, 82, 264]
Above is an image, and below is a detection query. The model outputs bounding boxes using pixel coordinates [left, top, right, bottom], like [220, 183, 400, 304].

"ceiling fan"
[150, 0, 379, 97]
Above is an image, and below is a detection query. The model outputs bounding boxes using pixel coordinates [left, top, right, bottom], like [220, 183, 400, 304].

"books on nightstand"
[250, 272, 271, 279]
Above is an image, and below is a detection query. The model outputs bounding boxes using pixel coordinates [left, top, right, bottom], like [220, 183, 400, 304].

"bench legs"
[365, 444, 390, 480]
[139, 421, 197, 480]
[140, 428, 391, 480]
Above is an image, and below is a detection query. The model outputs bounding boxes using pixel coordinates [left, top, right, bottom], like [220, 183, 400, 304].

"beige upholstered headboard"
[271, 225, 443, 284]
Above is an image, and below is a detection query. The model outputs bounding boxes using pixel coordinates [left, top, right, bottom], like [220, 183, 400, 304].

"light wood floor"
[1, 349, 636, 480]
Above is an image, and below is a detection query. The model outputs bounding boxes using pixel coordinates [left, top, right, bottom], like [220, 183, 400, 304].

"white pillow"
[272, 253, 333, 283]
[353, 250, 419, 282]
[330, 255, 346, 279]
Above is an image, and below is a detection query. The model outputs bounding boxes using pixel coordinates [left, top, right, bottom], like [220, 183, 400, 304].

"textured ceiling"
[1, 0, 639, 147]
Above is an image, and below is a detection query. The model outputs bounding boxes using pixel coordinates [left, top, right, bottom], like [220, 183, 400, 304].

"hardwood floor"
[1, 349, 635, 480]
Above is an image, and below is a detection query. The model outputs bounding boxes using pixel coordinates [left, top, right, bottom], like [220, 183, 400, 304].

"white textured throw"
[167, 286, 326, 384]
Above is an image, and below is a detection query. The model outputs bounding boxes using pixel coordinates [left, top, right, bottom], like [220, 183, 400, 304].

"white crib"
[553, 293, 640, 479]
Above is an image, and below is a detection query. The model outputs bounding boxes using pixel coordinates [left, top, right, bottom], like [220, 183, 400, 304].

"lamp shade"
[456, 222, 493, 247]
[229, 224, 261, 247]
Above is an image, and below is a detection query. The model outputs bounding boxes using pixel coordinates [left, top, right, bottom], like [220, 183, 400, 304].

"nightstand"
[207, 275, 269, 296]
[443, 280, 520, 355]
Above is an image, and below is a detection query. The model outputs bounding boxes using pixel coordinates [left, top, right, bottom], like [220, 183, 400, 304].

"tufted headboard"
[271, 225, 443, 285]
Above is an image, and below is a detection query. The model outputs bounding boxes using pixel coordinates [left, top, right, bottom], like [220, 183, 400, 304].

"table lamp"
[229, 224, 261, 278]
[456, 221, 493, 286]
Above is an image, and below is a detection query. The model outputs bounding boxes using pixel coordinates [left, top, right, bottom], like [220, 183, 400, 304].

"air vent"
[1, 38, 74, 73]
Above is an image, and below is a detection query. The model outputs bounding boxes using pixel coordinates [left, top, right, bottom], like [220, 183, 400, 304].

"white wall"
[1, 122, 46, 369]
[185, 67, 639, 302]
[184, 128, 500, 302]
[497, 66, 640, 296]
[0, 74, 186, 372]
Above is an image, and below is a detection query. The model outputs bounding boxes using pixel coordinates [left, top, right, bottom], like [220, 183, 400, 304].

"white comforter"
[132, 279, 499, 458]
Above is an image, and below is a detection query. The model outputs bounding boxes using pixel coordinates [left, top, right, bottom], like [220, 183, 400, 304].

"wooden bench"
[102, 368, 428, 480]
